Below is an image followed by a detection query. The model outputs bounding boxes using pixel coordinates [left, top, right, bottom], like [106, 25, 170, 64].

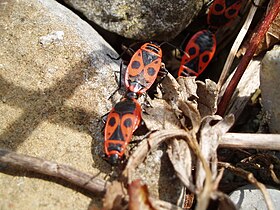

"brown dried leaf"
[196, 115, 235, 189]
[161, 74, 201, 132]
[167, 138, 195, 192]
[123, 129, 192, 179]
[176, 76, 199, 102]
[142, 98, 181, 131]
[161, 73, 181, 103]
[196, 79, 218, 118]
[103, 181, 126, 210]
[177, 99, 201, 133]
[128, 179, 155, 210]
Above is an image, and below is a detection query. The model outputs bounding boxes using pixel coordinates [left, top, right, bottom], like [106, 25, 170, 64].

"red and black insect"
[178, 30, 216, 77]
[125, 42, 166, 95]
[207, 0, 243, 29]
[108, 42, 167, 99]
[104, 93, 142, 165]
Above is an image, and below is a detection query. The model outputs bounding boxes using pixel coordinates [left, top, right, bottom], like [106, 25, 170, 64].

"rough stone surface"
[260, 45, 280, 133]
[229, 184, 280, 210]
[62, 0, 204, 40]
[0, 0, 119, 209]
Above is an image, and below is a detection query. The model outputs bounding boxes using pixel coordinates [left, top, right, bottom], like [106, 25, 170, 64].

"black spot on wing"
[108, 117, 116, 126]
[131, 61, 141, 69]
[228, 8, 237, 16]
[147, 67, 156, 76]
[202, 54, 209, 63]
[123, 118, 132, 128]
[189, 47, 196, 56]
[214, 3, 223, 12]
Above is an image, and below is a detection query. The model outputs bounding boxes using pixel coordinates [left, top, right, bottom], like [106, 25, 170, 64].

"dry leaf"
[142, 98, 181, 131]
[160, 74, 201, 132]
[167, 138, 195, 192]
[177, 99, 201, 132]
[196, 115, 235, 189]
[128, 179, 155, 210]
[103, 181, 126, 210]
[196, 79, 218, 118]
[176, 76, 199, 102]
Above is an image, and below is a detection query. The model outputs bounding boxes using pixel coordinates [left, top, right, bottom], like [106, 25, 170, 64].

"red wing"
[178, 36, 200, 76]
[178, 30, 216, 77]
[104, 112, 120, 141]
[120, 113, 138, 144]
[225, 1, 242, 19]
[127, 49, 145, 77]
[142, 57, 162, 89]
[210, 0, 226, 15]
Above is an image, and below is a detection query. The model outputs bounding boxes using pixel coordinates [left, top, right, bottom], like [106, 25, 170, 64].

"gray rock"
[229, 184, 280, 210]
[260, 45, 280, 133]
[62, 0, 204, 40]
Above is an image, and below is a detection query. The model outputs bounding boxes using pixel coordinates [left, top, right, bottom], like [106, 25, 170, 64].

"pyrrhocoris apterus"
[207, 0, 243, 29]
[178, 30, 216, 77]
[125, 43, 163, 95]
[104, 94, 142, 165]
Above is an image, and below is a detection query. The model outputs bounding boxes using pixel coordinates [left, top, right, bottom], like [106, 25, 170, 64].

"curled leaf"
[142, 98, 181, 131]
[167, 138, 195, 192]
[196, 114, 235, 189]
[196, 79, 218, 118]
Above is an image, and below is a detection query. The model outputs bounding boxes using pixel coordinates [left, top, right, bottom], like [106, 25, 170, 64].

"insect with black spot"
[178, 30, 216, 77]
[207, 0, 243, 29]
[108, 42, 169, 99]
[103, 92, 142, 165]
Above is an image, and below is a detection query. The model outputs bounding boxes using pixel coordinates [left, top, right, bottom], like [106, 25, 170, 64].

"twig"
[217, 0, 280, 116]
[219, 162, 275, 210]
[220, 133, 280, 150]
[217, 0, 260, 91]
[0, 148, 108, 195]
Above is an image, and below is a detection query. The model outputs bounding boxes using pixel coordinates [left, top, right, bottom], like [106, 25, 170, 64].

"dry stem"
[217, 0, 260, 91]
[217, 0, 280, 116]
[219, 162, 275, 210]
[0, 148, 108, 195]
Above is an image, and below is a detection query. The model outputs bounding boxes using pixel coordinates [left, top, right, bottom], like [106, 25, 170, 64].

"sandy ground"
[0, 0, 118, 209]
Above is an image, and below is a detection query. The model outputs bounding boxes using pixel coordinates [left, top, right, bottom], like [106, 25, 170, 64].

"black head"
[108, 154, 120, 165]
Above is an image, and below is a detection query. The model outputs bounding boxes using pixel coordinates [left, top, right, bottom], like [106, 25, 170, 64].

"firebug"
[178, 30, 216, 77]
[207, 0, 243, 29]
[104, 93, 142, 165]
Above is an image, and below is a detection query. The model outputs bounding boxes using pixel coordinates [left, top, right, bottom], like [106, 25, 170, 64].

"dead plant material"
[167, 138, 195, 192]
[220, 133, 280, 150]
[196, 79, 218, 117]
[0, 148, 107, 195]
[219, 161, 275, 210]
[217, 0, 280, 116]
[103, 180, 127, 210]
[217, 0, 260, 90]
[128, 179, 155, 210]
[196, 115, 235, 189]
[239, 2, 280, 56]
